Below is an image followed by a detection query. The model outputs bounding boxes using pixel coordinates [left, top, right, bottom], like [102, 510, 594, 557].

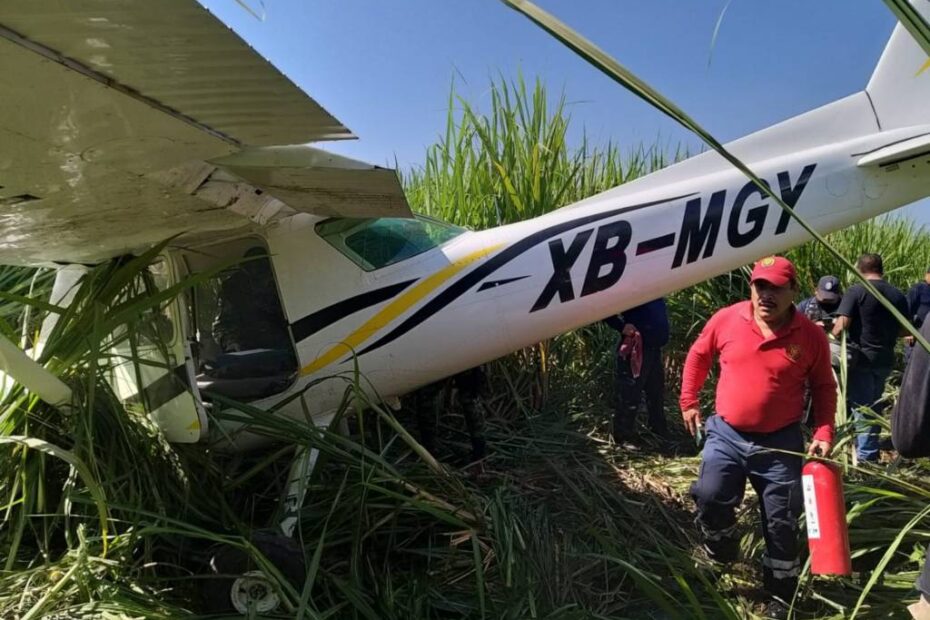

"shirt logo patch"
[786, 343, 802, 361]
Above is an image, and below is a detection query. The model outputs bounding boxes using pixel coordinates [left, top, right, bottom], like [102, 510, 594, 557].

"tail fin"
[867, 17, 930, 131]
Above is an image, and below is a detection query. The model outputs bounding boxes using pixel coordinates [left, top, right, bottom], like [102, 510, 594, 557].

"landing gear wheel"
[230, 570, 279, 614]
[202, 531, 306, 615]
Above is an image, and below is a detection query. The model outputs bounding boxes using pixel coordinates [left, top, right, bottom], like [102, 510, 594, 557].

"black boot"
[761, 596, 790, 620]
[697, 518, 740, 564]
[763, 565, 799, 619]
[703, 535, 739, 564]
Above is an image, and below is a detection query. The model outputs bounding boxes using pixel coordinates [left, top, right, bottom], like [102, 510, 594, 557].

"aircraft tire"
[201, 530, 306, 615]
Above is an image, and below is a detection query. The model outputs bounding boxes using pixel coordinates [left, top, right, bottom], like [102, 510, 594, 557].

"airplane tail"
[867, 18, 930, 131]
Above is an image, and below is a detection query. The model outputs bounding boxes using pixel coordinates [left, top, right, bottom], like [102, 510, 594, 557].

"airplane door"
[106, 258, 207, 443]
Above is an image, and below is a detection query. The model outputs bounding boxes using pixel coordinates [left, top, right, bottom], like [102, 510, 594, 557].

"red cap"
[750, 256, 797, 287]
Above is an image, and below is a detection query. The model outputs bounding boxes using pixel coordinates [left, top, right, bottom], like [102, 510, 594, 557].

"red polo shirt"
[680, 301, 836, 442]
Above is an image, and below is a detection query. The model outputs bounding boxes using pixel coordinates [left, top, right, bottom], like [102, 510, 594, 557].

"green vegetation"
[3, 77, 930, 619]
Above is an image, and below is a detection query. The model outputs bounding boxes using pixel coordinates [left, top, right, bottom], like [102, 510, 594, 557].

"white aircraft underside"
[1, 1, 929, 450]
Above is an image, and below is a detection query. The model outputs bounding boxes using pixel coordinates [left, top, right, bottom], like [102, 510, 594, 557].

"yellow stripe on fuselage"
[300, 244, 503, 375]
[919, 58, 930, 77]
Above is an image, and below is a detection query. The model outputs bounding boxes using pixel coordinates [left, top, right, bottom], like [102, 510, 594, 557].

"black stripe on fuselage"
[477, 275, 530, 292]
[125, 363, 189, 412]
[354, 193, 695, 358]
[291, 279, 418, 343]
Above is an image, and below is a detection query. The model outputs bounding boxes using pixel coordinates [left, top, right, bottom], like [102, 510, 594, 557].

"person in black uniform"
[892, 319, 930, 619]
[412, 367, 488, 465]
[833, 253, 909, 462]
[904, 268, 930, 362]
[604, 298, 670, 444]
[907, 268, 930, 328]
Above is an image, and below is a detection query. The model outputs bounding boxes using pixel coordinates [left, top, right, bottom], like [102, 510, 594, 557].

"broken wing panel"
[223, 166, 413, 219]
[211, 146, 413, 219]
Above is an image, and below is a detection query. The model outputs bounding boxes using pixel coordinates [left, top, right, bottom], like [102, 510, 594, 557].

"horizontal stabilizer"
[856, 132, 930, 166]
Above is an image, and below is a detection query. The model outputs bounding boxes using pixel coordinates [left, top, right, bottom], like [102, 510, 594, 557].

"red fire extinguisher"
[802, 461, 852, 575]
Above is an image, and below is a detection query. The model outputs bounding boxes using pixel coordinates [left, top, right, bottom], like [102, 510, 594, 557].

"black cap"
[815, 275, 841, 303]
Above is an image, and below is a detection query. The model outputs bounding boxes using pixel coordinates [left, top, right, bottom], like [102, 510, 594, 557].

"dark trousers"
[690, 415, 803, 600]
[614, 344, 667, 438]
[414, 368, 487, 462]
[846, 364, 892, 462]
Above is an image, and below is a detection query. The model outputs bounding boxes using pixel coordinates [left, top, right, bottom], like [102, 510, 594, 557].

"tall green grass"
[402, 76, 679, 229]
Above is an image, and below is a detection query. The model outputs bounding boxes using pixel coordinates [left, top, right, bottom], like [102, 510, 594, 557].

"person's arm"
[679, 313, 720, 436]
[898, 294, 912, 337]
[908, 285, 919, 320]
[832, 288, 857, 337]
[807, 328, 837, 455]
[831, 315, 850, 337]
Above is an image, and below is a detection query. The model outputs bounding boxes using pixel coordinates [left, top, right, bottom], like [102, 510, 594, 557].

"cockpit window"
[315, 216, 466, 271]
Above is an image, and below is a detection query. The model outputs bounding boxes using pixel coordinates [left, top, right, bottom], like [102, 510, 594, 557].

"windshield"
[316, 216, 466, 271]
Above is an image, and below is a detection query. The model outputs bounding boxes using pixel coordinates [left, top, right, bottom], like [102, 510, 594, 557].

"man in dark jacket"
[833, 253, 909, 462]
[907, 268, 930, 328]
[892, 321, 930, 619]
[604, 298, 670, 443]
[904, 269, 930, 363]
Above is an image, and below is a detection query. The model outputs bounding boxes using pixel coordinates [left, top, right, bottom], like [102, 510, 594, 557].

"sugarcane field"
[4, 1, 930, 618]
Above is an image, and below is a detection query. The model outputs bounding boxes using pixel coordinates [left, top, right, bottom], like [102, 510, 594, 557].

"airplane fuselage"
[224, 122, 930, 449]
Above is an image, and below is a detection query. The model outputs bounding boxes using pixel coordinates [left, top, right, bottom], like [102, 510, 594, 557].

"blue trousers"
[846, 364, 892, 462]
[690, 415, 803, 598]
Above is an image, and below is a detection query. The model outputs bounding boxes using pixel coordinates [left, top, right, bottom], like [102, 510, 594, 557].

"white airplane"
[2, 0, 929, 612]
[1, 0, 929, 446]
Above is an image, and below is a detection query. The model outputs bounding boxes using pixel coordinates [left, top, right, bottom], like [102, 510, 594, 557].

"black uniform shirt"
[837, 279, 908, 367]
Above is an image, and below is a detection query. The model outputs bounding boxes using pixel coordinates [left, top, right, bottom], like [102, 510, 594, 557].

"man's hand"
[831, 315, 850, 338]
[682, 407, 702, 436]
[622, 323, 637, 337]
[807, 439, 832, 457]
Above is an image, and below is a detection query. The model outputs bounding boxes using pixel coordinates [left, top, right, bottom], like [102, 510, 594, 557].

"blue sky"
[199, 0, 928, 224]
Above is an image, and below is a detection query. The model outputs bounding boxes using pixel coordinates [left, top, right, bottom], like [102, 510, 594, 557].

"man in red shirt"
[680, 256, 836, 617]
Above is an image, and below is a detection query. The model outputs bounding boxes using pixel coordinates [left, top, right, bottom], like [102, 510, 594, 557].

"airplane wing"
[0, 0, 411, 266]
